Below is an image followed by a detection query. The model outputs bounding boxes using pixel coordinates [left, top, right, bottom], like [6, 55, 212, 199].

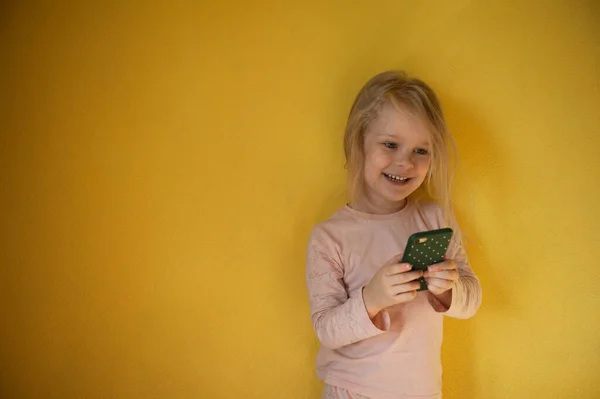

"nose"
[394, 149, 414, 168]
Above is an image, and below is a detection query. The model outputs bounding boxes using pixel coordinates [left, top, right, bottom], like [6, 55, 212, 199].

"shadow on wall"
[441, 94, 512, 397]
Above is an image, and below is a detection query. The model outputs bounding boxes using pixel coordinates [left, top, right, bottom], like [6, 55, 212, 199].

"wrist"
[362, 286, 381, 318]
[429, 289, 453, 312]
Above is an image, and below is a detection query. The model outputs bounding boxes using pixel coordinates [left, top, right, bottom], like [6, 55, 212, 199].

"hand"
[424, 258, 459, 296]
[363, 254, 423, 318]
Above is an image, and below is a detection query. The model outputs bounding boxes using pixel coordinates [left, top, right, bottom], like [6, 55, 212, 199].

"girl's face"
[359, 103, 432, 213]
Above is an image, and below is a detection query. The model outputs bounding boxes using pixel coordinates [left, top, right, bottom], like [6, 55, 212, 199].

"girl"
[305, 70, 482, 399]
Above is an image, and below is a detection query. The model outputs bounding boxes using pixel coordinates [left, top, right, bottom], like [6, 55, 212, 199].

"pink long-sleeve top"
[305, 199, 482, 399]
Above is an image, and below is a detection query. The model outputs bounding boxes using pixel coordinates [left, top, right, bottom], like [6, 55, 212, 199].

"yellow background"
[2, 1, 599, 398]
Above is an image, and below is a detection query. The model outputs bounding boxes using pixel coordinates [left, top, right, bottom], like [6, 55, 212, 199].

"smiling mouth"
[383, 173, 411, 184]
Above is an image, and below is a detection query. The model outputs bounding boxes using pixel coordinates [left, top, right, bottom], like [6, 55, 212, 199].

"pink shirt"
[305, 199, 482, 399]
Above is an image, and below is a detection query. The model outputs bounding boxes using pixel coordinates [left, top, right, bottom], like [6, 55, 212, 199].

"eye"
[383, 142, 397, 149]
[414, 148, 429, 155]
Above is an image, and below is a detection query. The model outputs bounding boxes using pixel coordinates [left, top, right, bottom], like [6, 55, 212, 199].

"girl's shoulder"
[307, 205, 355, 241]
[396, 198, 447, 233]
[305, 206, 351, 261]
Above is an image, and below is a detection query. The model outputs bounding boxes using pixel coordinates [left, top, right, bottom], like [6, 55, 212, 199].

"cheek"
[366, 150, 392, 171]
[416, 156, 431, 172]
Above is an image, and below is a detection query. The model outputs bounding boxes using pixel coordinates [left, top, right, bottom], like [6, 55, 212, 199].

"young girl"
[305, 70, 482, 399]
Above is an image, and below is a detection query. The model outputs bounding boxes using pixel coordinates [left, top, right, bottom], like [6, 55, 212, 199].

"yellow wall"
[2, 1, 599, 398]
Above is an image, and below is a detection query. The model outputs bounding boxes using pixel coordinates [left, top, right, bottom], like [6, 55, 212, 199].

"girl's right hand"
[362, 254, 423, 318]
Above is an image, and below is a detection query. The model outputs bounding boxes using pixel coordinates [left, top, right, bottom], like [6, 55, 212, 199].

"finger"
[391, 280, 422, 294]
[425, 277, 454, 290]
[427, 283, 446, 296]
[424, 269, 459, 281]
[385, 262, 412, 276]
[427, 259, 457, 272]
[393, 290, 418, 302]
[389, 270, 424, 284]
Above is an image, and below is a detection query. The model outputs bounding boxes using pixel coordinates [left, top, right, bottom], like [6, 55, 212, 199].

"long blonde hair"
[343, 70, 460, 234]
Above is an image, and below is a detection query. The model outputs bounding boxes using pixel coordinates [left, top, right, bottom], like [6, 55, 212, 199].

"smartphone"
[401, 228, 453, 291]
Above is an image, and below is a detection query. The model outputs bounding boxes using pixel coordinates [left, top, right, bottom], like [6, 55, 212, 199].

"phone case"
[401, 228, 453, 291]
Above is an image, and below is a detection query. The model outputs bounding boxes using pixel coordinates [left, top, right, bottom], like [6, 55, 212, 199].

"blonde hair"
[344, 70, 460, 233]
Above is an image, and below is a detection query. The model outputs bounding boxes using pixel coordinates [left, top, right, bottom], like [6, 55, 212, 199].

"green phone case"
[401, 228, 454, 291]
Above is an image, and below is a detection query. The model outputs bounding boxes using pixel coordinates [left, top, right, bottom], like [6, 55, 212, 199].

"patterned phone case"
[401, 228, 454, 291]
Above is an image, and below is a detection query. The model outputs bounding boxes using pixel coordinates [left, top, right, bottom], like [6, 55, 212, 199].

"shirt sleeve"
[305, 228, 390, 350]
[425, 202, 482, 318]
[432, 227, 482, 318]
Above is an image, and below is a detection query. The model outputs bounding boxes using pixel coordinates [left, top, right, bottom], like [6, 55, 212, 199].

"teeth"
[385, 173, 409, 182]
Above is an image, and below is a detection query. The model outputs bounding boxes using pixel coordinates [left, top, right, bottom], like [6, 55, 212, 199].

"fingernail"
[403, 263, 412, 270]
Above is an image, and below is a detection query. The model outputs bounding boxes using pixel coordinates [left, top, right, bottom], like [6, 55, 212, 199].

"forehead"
[367, 103, 431, 144]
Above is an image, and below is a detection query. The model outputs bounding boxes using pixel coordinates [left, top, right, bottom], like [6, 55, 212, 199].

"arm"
[427, 237, 482, 318]
[421, 203, 482, 318]
[306, 231, 390, 350]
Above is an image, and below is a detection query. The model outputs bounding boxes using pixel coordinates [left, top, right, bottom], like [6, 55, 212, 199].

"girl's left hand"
[424, 258, 459, 296]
